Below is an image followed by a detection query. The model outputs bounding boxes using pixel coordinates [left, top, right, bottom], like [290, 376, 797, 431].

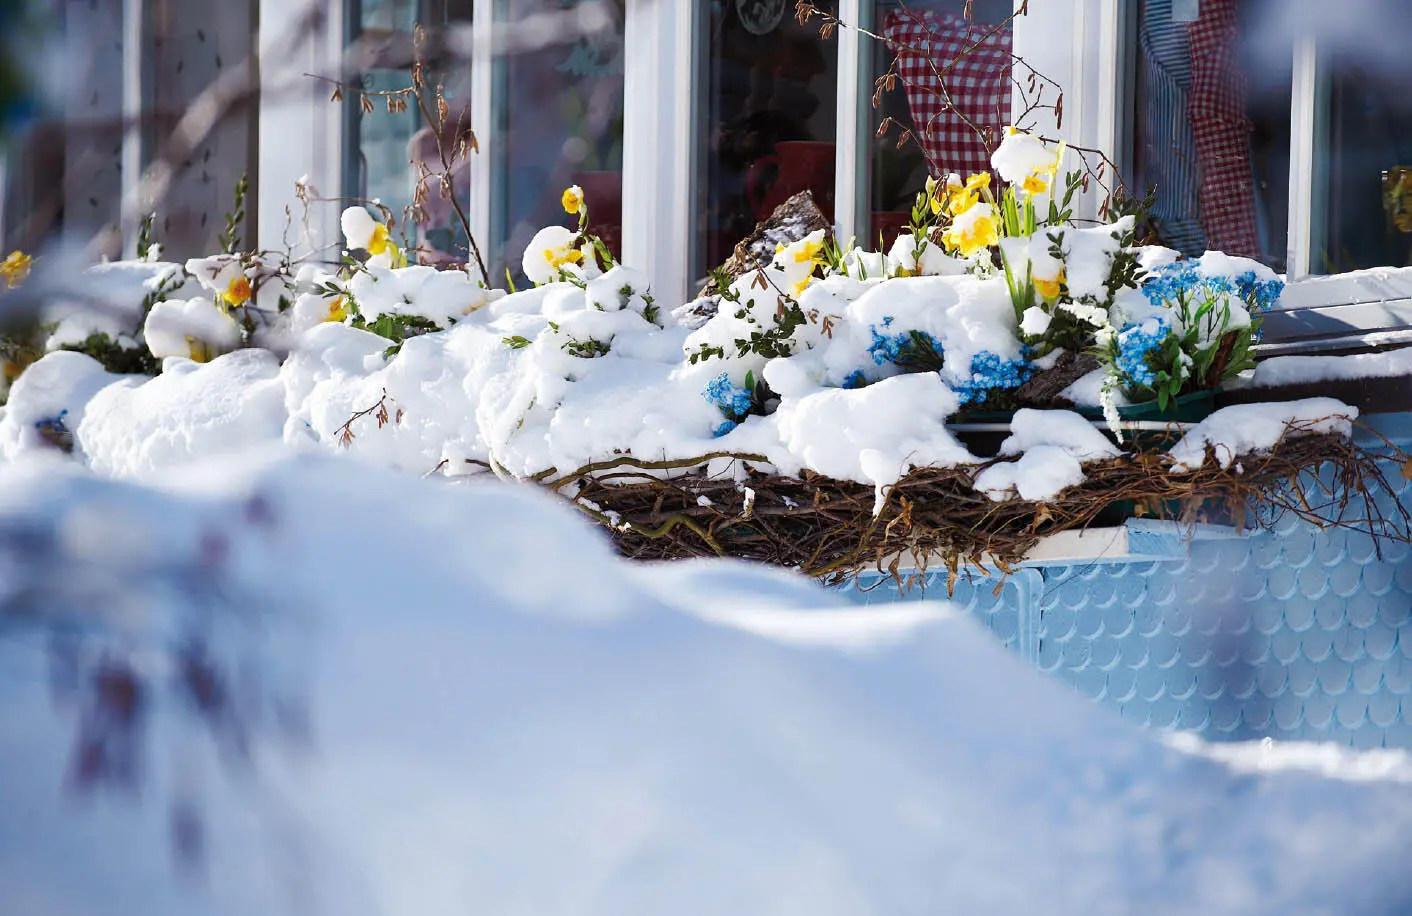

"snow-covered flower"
[942, 203, 1000, 257]
[2, 250, 32, 287]
[562, 185, 584, 216]
[341, 206, 402, 269]
[1033, 269, 1064, 303]
[991, 127, 1061, 188]
[523, 225, 584, 285]
[144, 297, 242, 362]
[773, 229, 827, 297]
[222, 275, 253, 308]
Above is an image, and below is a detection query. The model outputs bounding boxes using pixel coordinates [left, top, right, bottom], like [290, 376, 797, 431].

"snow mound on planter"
[2, 454, 1412, 915]
[1167, 398, 1358, 472]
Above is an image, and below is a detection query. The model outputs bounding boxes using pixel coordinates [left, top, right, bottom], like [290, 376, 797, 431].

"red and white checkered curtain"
[1186, 0, 1261, 258]
[882, 10, 1012, 178]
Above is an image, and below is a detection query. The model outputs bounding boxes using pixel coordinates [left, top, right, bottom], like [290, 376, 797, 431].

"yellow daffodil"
[1022, 173, 1050, 196]
[946, 173, 991, 217]
[793, 236, 825, 266]
[791, 276, 812, 299]
[366, 223, 392, 256]
[562, 185, 585, 216]
[186, 336, 213, 364]
[942, 205, 1000, 258]
[1034, 270, 1065, 302]
[1, 250, 32, 288]
[327, 297, 349, 323]
[222, 276, 252, 308]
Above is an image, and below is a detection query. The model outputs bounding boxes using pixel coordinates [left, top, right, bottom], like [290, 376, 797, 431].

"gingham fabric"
[882, 10, 1012, 177]
[1185, 0, 1261, 258]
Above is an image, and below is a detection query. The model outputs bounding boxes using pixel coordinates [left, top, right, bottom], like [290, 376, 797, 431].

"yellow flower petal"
[1022, 173, 1050, 196]
[1, 250, 32, 288]
[327, 296, 348, 323]
[562, 185, 584, 215]
[222, 276, 252, 308]
[367, 223, 391, 256]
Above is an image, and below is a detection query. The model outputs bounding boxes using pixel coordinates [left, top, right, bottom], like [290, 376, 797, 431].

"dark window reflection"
[695, 1, 838, 283]
[1319, 6, 1412, 273]
[495, 0, 624, 283]
[1132, 0, 1290, 270]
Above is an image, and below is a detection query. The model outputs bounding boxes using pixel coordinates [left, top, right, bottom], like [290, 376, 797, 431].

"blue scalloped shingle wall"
[839, 418, 1412, 749]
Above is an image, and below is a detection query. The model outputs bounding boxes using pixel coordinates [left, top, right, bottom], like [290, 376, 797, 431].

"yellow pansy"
[1034, 270, 1065, 302]
[222, 275, 252, 308]
[947, 173, 991, 217]
[562, 185, 585, 216]
[942, 205, 1000, 258]
[1, 250, 32, 288]
[186, 336, 213, 364]
[546, 246, 584, 271]
[327, 296, 349, 323]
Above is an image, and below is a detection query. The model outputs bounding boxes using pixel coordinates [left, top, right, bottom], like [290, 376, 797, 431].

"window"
[866, 0, 1013, 248]
[491, 0, 625, 284]
[693, 0, 837, 284]
[1129, 0, 1291, 271]
[344, 0, 475, 266]
[1314, 7, 1412, 274]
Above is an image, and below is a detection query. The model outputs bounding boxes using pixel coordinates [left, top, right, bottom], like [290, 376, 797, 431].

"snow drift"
[0, 453, 1411, 915]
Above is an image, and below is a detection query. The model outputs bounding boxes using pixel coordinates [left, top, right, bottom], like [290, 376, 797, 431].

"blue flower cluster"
[1142, 261, 1203, 306]
[33, 409, 68, 434]
[703, 372, 754, 434]
[841, 370, 869, 390]
[1235, 270, 1284, 311]
[1115, 320, 1170, 389]
[952, 351, 1034, 406]
[867, 323, 945, 372]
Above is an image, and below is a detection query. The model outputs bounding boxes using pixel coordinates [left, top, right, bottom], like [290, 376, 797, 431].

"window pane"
[1131, 0, 1290, 270]
[345, 0, 473, 266]
[493, 0, 625, 284]
[1316, 10, 1412, 274]
[866, 1, 1012, 249]
[694, 1, 838, 284]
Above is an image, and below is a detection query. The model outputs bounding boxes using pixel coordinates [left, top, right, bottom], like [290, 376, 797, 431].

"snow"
[143, 296, 243, 361]
[999, 408, 1122, 462]
[975, 444, 1086, 501]
[78, 349, 288, 479]
[991, 127, 1059, 186]
[1251, 347, 1412, 387]
[0, 352, 124, 460]
[3, 453, 1412, 915]
[1167, 398, 1358, 472]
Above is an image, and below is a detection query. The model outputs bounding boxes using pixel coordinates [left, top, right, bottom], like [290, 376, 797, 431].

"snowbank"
[2, 454, 1412, 915]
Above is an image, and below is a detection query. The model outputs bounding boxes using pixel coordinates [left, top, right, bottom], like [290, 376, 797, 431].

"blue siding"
[840, 416, 1412, 749]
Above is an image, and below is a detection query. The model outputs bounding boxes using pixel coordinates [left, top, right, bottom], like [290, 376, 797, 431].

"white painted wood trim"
[1094, 0, 1128, 181]
[468, 0, 495, 281]
[120, 0, 146, 258]
[621, 0, 694, 304]
[1287, 36, 1320, 280]
[834, 0, 867, 247]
